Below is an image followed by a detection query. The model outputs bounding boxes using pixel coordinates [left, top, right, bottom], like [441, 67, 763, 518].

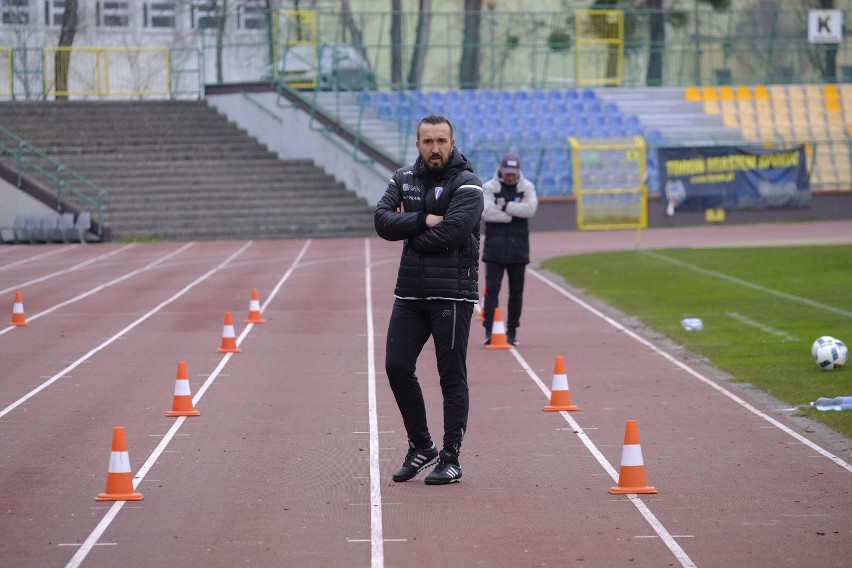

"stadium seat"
[25, 214, 42, 244]
[684, 86, 701, 101]
[41, 212, 62, 243]
[735, 85, 752, 100]
[753, 85, 770, 100]
[72, 211, 92, 244]
[12, 214, 28, 244]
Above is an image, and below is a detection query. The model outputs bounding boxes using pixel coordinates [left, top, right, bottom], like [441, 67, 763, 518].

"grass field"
[541, 244, 852, 439]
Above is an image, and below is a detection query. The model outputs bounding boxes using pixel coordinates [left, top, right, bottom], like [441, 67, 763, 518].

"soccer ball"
[813, 337, 848, 371]
[811, 335, 836, 359]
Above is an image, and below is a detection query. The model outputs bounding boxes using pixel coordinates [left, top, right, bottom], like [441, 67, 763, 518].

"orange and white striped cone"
[9, 291, 28, 327]
[217, 311, 241, 353]
[486, 307, 511, 350]
[543, 356, 579, 411]
[166, 361, 200, 417]
[476, 287, 486, 322]
[610, 420, 657, 494]
[244, 288, 265, 324]
[96, 427, 143, 501]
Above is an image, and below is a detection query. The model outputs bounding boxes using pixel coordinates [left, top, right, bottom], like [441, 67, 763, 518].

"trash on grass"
[681, 318, 703, 331]
[810, 396, 852, 411]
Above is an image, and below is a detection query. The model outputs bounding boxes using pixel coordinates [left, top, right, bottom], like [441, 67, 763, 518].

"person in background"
[481, 152, 538, 346]
[374, 114, 483, 485]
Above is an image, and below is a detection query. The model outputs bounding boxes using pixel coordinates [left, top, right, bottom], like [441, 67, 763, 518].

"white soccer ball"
[813, 337, 848, 371]
[811, 335, 836, 359]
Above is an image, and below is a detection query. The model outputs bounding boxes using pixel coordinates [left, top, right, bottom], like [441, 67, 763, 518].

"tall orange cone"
[166, 361, 200, 417]
[244, 288, 265, 324]
[476, 287, 486, 321]
[486, 307, 511, 350]
[610, 420, 657, 494]
[217, 311, 241, 353]
[9, 291, 28, 326]
[96, 427, 143, 501]
[543, 356, 579, 411]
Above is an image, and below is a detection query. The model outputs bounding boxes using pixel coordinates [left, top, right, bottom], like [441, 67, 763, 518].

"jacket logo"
[441, 310, 453, 317]
[435, 186, 443, 199]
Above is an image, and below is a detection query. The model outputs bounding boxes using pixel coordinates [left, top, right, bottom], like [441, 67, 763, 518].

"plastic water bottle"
[810, 397, 852, 411]
[681, 318, 703, 331]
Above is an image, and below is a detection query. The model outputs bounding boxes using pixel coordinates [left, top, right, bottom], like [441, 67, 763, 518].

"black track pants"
[385, 298, 473, 453]
[483, 261, 526, 335]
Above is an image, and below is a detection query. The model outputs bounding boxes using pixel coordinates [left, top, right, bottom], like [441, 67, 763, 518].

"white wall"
[206, 91, 391, 206]
[0, 177, 53, 229]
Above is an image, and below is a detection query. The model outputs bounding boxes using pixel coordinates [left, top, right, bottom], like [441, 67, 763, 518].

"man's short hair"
[417, 114, 454, 141]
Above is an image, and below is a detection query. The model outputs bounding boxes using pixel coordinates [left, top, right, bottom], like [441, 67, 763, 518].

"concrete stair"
[0, 100, 376, 240]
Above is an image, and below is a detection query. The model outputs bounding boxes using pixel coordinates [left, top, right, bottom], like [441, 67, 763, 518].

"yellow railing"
[43, 47, 170, 98]
[575, 9, 624, 87]
[272, 10, 318, 90]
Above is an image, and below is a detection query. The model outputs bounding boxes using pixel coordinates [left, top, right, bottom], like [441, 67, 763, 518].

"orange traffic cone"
[610, 420, 657, 494]
[9, 291, 28, 327]
[244, 288, 265, 324]
[96, 427, 143, 501]
[476, 287, 486, 322]
[486, 307, 511, 350]
[543, 356, 579, 411]
[217, 311, 241, 353]
[166, 361, 200, 417]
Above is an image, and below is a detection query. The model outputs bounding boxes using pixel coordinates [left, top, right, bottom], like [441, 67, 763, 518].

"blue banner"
[658, 145, 810, 212]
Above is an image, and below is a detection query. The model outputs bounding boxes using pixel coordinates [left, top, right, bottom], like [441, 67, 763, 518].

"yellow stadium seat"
[685, 86, 701, 101]
[753, 85, 769, 100]
[826, 98, 841, 112]
[703, 99, 720, 114]
[722, 114, 739, 128]
[719, 86, 735, 101]
[823, 83, 839, 100]
[702, 86, 718, 101]
[787, 85, 806, 100]
[735, 85, 752, 100]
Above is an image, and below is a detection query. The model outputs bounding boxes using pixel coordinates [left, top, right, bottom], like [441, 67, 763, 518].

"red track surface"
[1, 221, 851, 568]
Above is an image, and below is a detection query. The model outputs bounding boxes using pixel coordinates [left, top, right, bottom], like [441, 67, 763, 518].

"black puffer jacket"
[375, 149, 483, 302]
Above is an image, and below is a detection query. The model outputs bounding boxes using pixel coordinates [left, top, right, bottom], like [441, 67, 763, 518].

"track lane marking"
[65, 240, 312, 568]
[528, 266, 852, 475]
[0, 244, 136, 296]
[0, 243, 192, 336]
[0, 246, 69, 271]
[364, 239, 384, 567]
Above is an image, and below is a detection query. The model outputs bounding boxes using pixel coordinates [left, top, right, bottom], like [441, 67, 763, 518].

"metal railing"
[0, 126, 106, 237]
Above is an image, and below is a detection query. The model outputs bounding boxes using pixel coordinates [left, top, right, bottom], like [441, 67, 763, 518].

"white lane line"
[528, 266, 852, 478]
[0, 242, 246, 420]
[726, 311, 798, 341]
[1, 244, 136, 295]
[0, 246, 69, 271]
[640, 250, 852, 319]
[0, 243, 193, 337]
[365, 239, 384, 568]
[65, 240, 312, 568]
[506, 344, 697, 568]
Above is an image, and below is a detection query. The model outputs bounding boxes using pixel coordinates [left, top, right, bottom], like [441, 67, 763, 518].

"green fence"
[2, 7, 850, 99]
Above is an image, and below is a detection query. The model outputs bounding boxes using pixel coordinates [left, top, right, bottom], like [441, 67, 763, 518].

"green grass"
[541, 245, 852, 438]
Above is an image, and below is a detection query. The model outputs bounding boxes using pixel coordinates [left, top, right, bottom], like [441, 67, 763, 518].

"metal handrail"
[0, 125, 106, 237]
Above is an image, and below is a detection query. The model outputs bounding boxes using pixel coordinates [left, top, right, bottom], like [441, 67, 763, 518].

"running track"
[1, 221, 851, 567]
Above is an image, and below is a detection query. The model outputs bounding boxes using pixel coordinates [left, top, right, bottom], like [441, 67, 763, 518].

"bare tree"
[56, 0, 79, 100]
[458, 0, 482, 89]
[407, 0, 432, 89]
[390, 0, 403, 86]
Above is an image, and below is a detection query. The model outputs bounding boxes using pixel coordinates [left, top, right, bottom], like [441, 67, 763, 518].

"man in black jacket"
[481, 153, 538, 346]
[375, 114, 483, 485]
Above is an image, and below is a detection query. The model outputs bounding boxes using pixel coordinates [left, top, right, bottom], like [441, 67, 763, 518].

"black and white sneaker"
[392, 442, 438, 482]
[506, 331, 518, 346]
[424, 450, 462, 485]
